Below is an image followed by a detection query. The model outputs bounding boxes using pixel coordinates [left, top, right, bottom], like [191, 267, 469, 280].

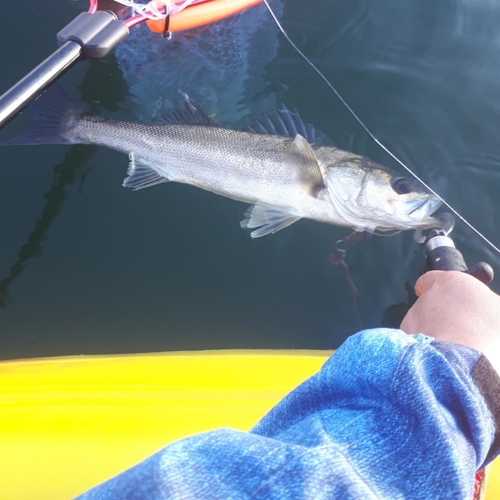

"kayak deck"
[0, 349, 497, 499]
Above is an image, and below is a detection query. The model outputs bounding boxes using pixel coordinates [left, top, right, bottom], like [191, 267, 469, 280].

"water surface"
[1, 0, 500, 359]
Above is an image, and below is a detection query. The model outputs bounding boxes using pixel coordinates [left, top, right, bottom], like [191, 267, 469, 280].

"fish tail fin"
[1, 85, 93, 146]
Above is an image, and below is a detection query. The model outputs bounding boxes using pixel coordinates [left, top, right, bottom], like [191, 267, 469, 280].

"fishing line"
[262, 0, 500, 256]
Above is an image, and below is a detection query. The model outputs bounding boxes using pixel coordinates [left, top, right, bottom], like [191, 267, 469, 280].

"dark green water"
[1, 0, 500, 360]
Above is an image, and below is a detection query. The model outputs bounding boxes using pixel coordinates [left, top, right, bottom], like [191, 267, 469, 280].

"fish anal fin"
[240, 203, 301, 238]
[289, 134, 325, 197]
[123, 152, 170, 191]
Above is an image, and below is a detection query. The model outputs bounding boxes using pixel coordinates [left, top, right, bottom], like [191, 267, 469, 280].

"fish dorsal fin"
[240, 203, 301, 238]
[246, 102, 329, 145]
[289, 134, 325, 197]
[157, 93, 217, 126]
[122, 152, 170, 191]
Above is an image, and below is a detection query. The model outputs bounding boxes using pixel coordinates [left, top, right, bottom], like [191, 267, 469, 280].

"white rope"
[112, 0, 198, 20]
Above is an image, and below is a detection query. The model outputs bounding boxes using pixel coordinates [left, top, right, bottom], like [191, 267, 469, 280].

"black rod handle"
[425, 235, 493, 285]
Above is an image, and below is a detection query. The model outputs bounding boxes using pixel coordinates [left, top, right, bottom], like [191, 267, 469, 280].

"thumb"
[414, 270, 445, 297]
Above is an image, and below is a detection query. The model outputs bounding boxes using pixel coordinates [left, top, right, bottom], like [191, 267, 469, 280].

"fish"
[1, 85, 443, 238]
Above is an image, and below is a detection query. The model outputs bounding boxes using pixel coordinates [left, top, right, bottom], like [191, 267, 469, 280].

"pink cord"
[88, 0, 98, 14]
[125, 12, 149, 29]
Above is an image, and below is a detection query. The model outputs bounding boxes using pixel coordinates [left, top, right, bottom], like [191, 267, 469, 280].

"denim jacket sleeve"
[76, 328, 500, 500]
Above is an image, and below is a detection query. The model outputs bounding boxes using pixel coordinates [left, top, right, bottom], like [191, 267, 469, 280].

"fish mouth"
[405, 196, 443, 227]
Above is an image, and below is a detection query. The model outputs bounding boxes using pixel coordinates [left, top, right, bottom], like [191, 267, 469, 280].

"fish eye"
[392, 177, 412, 195]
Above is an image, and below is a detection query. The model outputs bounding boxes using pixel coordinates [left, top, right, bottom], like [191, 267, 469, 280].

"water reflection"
[0, 146, 96, 309]
[0, 58, 128, 308]
[113, 1, 284, 124]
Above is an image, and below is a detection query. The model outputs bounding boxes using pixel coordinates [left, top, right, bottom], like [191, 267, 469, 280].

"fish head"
[324, 156, 443, 233]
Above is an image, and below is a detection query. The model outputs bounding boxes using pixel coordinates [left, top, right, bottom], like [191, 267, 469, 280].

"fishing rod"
[424, 228, 494, 284]
[0, 0, 262, 130]
[413, 212, 494, 282]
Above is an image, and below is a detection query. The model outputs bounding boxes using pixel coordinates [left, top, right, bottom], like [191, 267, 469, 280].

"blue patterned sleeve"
[76, 328, 500, 500]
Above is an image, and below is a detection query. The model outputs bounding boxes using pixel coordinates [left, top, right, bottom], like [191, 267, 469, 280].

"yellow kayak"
[0, 350, 498, 499]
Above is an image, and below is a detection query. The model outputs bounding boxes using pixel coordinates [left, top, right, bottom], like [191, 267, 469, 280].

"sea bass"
[2, 86, 442, 237]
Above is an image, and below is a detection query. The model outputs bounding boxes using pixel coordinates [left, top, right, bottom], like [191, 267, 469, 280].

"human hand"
[400, 270, 500, 375]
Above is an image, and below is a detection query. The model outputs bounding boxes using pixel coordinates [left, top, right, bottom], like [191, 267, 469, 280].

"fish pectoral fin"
[288, 134, 325, 197]
[240, 203, 301, 238]
[122, 152, 170, 191]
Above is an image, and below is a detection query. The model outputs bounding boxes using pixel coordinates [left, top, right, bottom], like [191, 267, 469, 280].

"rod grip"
[426, 245, 467, 272]
[425, 235, 493, 285]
